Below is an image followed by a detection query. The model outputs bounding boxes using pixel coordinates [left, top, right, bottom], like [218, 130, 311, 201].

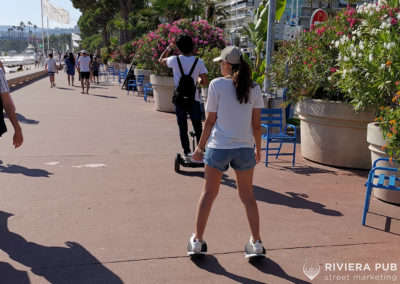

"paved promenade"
[0, 73, 399, 284]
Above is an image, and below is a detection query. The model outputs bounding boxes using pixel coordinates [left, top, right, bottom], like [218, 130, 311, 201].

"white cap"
[213, 46, 241, 65]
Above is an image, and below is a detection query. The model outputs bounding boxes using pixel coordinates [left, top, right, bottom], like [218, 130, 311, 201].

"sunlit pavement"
[0, 73, 399, 284]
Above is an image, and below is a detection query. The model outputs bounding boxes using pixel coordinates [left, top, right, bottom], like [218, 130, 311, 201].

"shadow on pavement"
[0, 261, 30, 284]
[271, 162, 369, 178]
[253, 187, 343, 216]
[0, 211, 123, 284]
[0, 161, 52, 178]
[56, 87, 74, 91]
[250, 257, 311, 284]
[89, 94, 118, 99]
[191, 255, 265, 284]
[90, 85, 108, 89]
[16, 113, 40, 125]
[180, 171, 342, 216]
[3, 113, 40, 125]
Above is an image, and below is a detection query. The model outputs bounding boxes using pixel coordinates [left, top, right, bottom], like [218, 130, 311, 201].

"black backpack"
[172, 56, 199, 109]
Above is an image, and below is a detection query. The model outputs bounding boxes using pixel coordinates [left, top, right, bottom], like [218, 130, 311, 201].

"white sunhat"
[81, 50, 88, 54]
[213, 46, 241, 65]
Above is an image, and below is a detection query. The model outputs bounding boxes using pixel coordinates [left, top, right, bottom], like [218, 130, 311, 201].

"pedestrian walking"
[159, 35, 209, 161]
[66, 53, 76, 86]
[78, 50, 91, 94]
[45, 54, 58, 88]
[76, 52, 81, 82]
[92, 57, 100, 84]
[0, 61, 23, 148]
[188, 46, 266, 258]
[63, 54, 68, 74]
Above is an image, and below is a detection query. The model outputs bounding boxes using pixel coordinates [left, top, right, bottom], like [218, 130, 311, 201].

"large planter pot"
[295, 99, 375, 169]
[367, 122, 400, 204]
[150, 74, 175, 113]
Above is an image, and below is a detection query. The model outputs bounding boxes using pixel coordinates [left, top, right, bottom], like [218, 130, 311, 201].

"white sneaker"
[187, 233, 207, 255]
[244, 237, 266, 258]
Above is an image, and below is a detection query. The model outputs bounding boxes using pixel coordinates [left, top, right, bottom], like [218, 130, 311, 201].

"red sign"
[310, 9, 328, 29]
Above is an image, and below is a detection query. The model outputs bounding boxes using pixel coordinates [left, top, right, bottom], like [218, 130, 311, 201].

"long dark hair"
[231, 56, 252, 104]
[69, 53, 75, 65]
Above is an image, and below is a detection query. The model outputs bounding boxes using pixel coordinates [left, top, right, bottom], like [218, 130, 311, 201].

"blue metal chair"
[136, 75, 145, 95]
[107, 66, 115, 80]
[118, 70, 128, 84]
[362, 158, 400, 225]
[143, 83, 153, 102]
[127, 80, 137, 96]
[261, 108, 297, 167]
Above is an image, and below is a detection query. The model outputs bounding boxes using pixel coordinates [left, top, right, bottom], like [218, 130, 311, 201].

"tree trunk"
[119, 0, 133, 44]
[102, 25, 110, 47]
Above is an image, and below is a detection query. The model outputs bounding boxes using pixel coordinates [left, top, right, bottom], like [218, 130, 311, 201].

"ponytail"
[232, 56, 251, 104]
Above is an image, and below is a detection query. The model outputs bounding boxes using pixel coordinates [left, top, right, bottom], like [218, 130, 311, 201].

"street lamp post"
[263, 0, 276, 94]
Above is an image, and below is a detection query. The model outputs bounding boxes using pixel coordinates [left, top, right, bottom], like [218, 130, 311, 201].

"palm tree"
[150, 0, 195, 22]
[203, 0, 228, 28]
[33, 25, 38, 46]
[27, 21, 33, 43]
[7, 28, 12, 40]
[19, 21, 25, 40]
[12, 26, 17, 40]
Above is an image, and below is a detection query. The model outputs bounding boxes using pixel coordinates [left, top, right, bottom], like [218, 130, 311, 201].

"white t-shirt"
[166, 55, 208, 103]
[78, 56, 91, 72]
[45, 58, 57, 73]
[205, 77, 265, 149]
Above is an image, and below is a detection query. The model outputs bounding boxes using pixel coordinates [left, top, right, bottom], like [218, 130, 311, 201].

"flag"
[43, 0, 70, 24]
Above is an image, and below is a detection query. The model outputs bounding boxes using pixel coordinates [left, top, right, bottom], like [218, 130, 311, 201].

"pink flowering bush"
[336, 0, 400, 159]
[270, 0, 400, 159]
[336, 0, 400, 111]
[269, 11, 351, 102]
[131, 19, 226, 75]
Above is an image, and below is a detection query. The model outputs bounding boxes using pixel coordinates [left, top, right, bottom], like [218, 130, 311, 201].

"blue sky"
[0, 0, 81, 28]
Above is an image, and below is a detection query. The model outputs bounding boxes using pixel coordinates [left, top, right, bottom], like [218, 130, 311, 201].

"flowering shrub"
[270, 0, 400, 159]
[335, 0, 400, 159]
[336, 0, 400, 111]
[131, 19, 226, 76]
[377, 106, 400, 160]
[269, 15, 350, 102]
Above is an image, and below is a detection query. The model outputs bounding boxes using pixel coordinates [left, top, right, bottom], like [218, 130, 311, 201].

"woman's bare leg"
[194, 165, 223, 241]
[234, 168, 261, 241]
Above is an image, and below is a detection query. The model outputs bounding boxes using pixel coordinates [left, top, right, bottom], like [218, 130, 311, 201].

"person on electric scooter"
[159, 35, 208, 162]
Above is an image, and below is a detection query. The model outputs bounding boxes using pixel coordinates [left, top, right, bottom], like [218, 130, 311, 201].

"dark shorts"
[48, 72, 55, 76]
[67, 69, 75, 76]
[93, 71, 99, 77]
[204, 148, 256, 172]
[80, 72, 90, 79]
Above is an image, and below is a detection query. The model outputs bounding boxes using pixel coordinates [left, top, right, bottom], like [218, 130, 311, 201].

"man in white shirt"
[159, 35, 208, 159]
[45, 54, 58, 88]
[78, 50, 91, 94]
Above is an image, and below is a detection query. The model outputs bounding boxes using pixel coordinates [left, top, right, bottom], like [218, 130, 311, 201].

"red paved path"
[0, 73, 399, 283]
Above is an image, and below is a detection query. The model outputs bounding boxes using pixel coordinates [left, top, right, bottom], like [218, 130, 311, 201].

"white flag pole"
[41, 0, 45, 56]
[47, 16, 50, 52]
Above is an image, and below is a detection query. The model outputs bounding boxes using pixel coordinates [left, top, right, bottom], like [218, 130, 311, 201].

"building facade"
[216, 0, 262, 46]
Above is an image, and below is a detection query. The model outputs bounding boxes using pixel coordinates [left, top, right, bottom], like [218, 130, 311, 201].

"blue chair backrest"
[261, 108, 283, 133]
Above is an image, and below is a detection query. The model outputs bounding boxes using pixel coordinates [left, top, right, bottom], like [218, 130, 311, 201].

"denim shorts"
[204, 148, 256, 172]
